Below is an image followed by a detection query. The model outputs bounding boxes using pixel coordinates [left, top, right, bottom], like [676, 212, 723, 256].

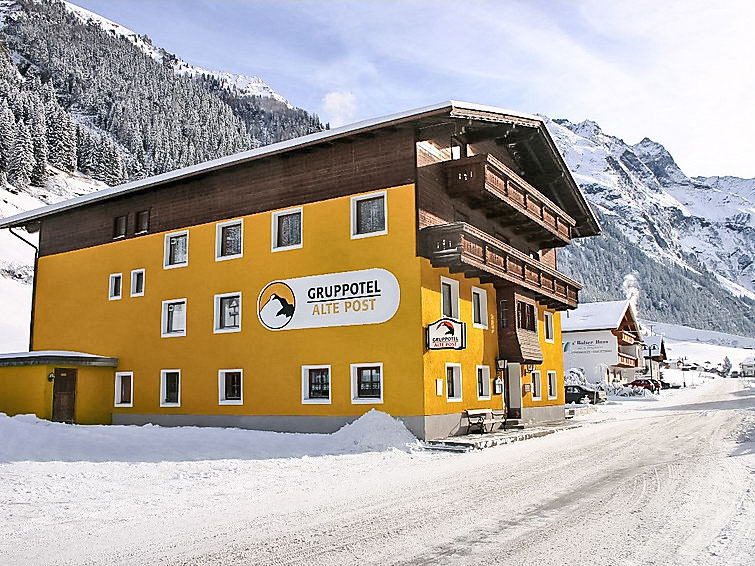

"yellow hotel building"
[0, 102, 599, 440]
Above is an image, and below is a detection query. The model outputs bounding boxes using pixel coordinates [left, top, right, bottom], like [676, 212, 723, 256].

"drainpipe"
[9, 227, 38, 352]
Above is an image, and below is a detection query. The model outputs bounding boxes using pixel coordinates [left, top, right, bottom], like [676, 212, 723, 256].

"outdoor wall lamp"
[47, 372, 54, 382]
[496, 358, 508, 370]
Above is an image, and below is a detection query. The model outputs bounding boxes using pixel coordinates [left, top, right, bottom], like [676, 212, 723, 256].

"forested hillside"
[558, 209, 755, 336]
[0, 0, 321, 188]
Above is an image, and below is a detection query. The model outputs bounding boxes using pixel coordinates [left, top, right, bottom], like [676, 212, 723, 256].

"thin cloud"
[322, 91, 358, 127]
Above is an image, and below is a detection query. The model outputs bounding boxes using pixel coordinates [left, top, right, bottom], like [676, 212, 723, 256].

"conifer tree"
[8, 120, 33, 188]
[30, 104, 48, 186]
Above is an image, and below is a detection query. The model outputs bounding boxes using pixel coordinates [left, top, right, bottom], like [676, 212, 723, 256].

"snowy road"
[2, 378, 754, 565]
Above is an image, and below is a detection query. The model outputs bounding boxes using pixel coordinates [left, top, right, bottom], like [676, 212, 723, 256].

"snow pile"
[0, 410, 419, 463]
[330, 409, 420, 452]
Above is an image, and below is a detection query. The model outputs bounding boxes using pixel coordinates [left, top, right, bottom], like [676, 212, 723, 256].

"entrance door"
[52, 368, 77, 423]
[506, 363, 522, 419]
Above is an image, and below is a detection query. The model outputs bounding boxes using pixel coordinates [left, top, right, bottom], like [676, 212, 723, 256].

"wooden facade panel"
[40, 129, 416, 256]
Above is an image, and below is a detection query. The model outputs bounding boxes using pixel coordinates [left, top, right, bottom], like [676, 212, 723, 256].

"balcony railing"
[613, 330, 637, 345]
[445, 154, 575, 246]
[420, 222, 581, 310]
[617, 352, 639, 368]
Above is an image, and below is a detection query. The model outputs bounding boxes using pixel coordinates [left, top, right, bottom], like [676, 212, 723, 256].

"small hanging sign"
[426, 317, 466, 350]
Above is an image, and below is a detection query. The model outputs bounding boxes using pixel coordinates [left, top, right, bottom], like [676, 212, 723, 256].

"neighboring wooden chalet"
[0, 101, 599, 439]
[561, 300, 644, 384]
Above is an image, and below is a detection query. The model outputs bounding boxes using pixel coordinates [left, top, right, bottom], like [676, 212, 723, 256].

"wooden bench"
[463, 409, 507, 434]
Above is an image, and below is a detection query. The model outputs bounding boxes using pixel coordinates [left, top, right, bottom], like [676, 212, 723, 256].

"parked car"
[658, 380, 681, 389]
[730, 371, 740, 378]
[565, 385, 606, 404]
[649, 379, 663, 392]
[626, 379, 659, 393]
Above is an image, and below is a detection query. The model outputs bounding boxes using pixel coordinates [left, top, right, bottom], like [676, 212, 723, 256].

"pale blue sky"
[70, 0, 755, 178]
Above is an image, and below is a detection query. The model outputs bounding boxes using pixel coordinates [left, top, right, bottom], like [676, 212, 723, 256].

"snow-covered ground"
[1, 379, 753, 565]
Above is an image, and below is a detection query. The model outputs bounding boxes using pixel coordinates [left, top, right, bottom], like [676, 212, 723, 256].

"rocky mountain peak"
[631, 137, 687, 185]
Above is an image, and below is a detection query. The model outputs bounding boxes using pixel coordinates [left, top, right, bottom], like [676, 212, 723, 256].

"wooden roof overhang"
[419, 222, 581, 310]
[1, 101, 600, 241]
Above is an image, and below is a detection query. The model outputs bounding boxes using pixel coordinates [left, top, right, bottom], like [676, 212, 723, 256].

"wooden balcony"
[420, 222, 581, 310]
[445, 154, 576, 247]
[616, 352, 640, 368]
[613, 330, 637, 345]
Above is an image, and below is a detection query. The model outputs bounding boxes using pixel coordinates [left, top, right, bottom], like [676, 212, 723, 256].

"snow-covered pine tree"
[30, 104, 48, 186]
[0, 100, 15, 178]
[8, 120, 33, 189]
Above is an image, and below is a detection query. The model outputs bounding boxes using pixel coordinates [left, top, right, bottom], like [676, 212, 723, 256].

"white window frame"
[350, 362, 384, 404]
[108, 273, 122, 300]
[301, 364, 332, 405]
[471, 287, 488, 329]
[476, 365, 491, 400]
[440, 276, 460, 319]
[161, 298, 187, 338]
[160, 369, 181, 407]
[213, 292, 242, 334]
[350, 190, 388, 239]
[114, 371, 133, 407]
[531, 370, 542, 401]
[445, 363, 462, 402]
[130, 269, 145, 298]
[547, 370, 558, 400]
[215, 219, 244, 261]
[544, 311, 554, 343]
[163, 229, 189, 269]
[271, 207, 303, 252]
[218, 369, 243, 406]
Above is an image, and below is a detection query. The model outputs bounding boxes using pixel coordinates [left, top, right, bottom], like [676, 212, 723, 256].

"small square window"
[547, 371, 558, 399]
[162, 299, 187, 337]
[440, 276, 459, 319]
[351, 192, 387, 238]
[160, 370, 180, 407]
[135, 210, 149, 234]
[108, 273, 122, 300]
[472, 287, 488, 329]
[351, 363, 383, 404]
[164, 230, 188, 268]
[272, 208, 302, 251]
[531, 370, 542, 400]
[214, 293, 241, 333]
[114, 372, 133, 407]
[113, 215, 126, 239]
[446, 363, 462, 402]
[218, 369, 243, 405]
[544, 311, 555, 343]
[302, 365, 331, 404]
[130, 269, 145, 297]
[477, 365, 491, 400]
[216, 220, 243, 260]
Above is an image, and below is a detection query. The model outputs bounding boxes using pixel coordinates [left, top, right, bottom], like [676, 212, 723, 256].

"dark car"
[565, 385, 606, 404]
[649, 379, 663, 391]
[627, 379, 658, 393]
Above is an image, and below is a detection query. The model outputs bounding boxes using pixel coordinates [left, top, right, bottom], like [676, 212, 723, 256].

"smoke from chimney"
[622, 273, 641, 315]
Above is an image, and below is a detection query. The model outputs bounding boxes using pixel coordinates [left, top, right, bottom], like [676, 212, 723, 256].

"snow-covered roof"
[0, 350, 118, 367]
[561, 300, 635, 332]
[0, 100, 599, 236]
[742, 356, 755, 366]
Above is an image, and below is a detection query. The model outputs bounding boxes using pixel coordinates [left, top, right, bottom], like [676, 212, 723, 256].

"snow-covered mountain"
[61, 1, 291, 106]
[547, 118, 755, 299]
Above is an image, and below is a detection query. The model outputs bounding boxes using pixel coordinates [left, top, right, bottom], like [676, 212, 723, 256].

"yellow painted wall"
[522, 306, 565, 407]
[0, 365, 54, 419]
[420, 260, 503, 415]
[33, 184, 426, 419]
[0, 364, 114, 424]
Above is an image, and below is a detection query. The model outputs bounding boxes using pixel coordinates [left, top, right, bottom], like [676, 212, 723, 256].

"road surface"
[1, 378, 753, 565]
